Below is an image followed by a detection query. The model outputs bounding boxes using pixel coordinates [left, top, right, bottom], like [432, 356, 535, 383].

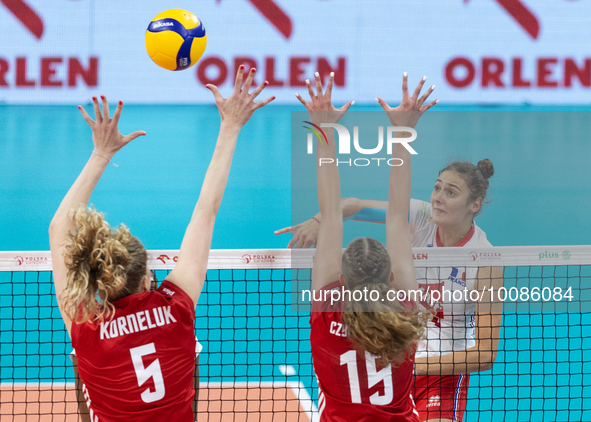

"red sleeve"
[157, 279, 195, 314]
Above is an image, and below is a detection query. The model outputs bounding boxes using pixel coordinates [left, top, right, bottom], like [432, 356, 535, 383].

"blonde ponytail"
[341, 238, 429, 367]
[342, 282, 429, 367]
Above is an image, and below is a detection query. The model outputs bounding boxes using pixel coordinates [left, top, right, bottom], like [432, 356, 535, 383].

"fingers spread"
[325, 72, 335, 98]
[78, 106, 94, 126]
[314, 72, 323, 98]
[295, 93, 308, 107]
[112, 101, 123, 126]
[100, 95, 110, 120]
[274, 226, 293, 235]
[305, 78, 316, 100]
[254, 95, 275, 110]
[375, 97, 390, 111]
[123, 130, 147, 143]
[242, 67, 257, 93]
[206, 84, 224, 102]
[402, 72, 409, 99]
[92, 96, 102, 123]
[412, 76, 427, 99]
[250, 80, 268, 100]
[233, 65, 245, 95]
[418, 84, 435, 105]
[422, 99, 439, 111]
[339, 100, 355, 113]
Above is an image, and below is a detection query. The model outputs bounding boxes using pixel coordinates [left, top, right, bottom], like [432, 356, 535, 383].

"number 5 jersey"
[72, 280, 196, 421]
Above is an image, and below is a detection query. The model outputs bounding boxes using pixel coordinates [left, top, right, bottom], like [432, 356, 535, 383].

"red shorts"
[413, 374, 470, 422]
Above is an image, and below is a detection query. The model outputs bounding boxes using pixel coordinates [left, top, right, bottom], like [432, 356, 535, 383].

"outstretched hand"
[296, 72, 354, 125]
[274, 218, 320, 249]
[78, 96, 146, 158]
[206, 66, 275, 127]
[376, 73, 438, 128]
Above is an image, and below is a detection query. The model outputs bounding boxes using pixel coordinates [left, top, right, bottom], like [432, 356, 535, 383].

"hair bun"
[477, 159, 494, 180]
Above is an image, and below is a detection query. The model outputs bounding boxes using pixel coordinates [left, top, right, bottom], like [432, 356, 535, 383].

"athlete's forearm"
[171, 123, 241, 304]
[387, 135, 411, 220]
[312, 198, 388, 222]
[191, 122, 240, 218]
[415, 347, 498, 376]
[316, 130, 341, 221]
[49, 153, 109, 237]
[178, 123, 240, 259]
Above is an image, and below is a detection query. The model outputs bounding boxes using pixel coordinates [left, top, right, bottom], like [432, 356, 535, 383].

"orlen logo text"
[1, 0, 98, 88]
[196, 1, 346, 88]
[14, 255, 48, 266]
[469, 251, 502, 261]
[446, 1, 590, 90]
[306, 123, 417, 167]
[413, 253, 428, 260]
[539, 250, 571, 260]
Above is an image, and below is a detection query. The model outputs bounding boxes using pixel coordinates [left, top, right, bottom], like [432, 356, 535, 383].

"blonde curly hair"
[62, 207, 147, 323]
[341, 238, 430, 367]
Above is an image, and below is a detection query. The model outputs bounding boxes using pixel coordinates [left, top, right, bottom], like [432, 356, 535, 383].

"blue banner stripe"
[147, 18, 187, 38]
[175, 37, 194, 71]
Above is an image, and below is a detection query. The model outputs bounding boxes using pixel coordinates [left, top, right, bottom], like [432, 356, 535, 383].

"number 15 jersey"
[310, 281, 419, 422]
[71, 280, 196, 422]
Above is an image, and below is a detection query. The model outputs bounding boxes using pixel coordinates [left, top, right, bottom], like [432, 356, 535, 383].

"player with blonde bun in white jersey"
[276, 159, 504, 422]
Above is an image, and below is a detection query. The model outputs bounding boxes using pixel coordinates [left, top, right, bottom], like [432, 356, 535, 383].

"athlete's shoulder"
[409, 199, 434, 233]
[156, 280, 194, 309]
[410, 198, 432, 216]
[471, 223, 492, 247]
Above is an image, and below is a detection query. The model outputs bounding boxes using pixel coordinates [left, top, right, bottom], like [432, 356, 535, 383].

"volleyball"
[145, 9, 207, 71]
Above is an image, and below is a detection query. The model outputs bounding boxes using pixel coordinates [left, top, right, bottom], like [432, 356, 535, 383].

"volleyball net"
[1, 246, 590, 421]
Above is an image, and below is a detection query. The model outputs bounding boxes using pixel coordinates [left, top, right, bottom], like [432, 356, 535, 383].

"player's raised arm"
[295, 72, 353, 291]
[274, 197, 389, 249]
[380, 73, 437, 292]
[166, 66, 274, 307]
[48, 96, 146, 335]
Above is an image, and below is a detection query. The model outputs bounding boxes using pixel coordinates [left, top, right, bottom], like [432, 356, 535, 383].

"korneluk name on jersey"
[100, 306, 177, 340]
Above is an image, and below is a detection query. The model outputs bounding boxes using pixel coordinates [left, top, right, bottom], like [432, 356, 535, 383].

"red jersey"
[310, 281, 419, 422]
[71, 280, 196, 422]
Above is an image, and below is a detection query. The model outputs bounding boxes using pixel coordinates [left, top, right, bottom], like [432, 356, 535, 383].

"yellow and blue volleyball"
[145, 9, 207, 71]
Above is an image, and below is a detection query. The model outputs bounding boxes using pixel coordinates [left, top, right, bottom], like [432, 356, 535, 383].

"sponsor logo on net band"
[242, 254, 276, 264]
[469, 251, 502, 261]
[539, 250, 571, 260]
[14, 255, 48, 266]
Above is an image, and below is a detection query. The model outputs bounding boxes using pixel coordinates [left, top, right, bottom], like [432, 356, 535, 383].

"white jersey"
[409, 199, 492, 358]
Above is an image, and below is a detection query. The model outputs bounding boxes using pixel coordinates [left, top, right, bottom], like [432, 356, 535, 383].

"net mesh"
[1, 247, 590, 421]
